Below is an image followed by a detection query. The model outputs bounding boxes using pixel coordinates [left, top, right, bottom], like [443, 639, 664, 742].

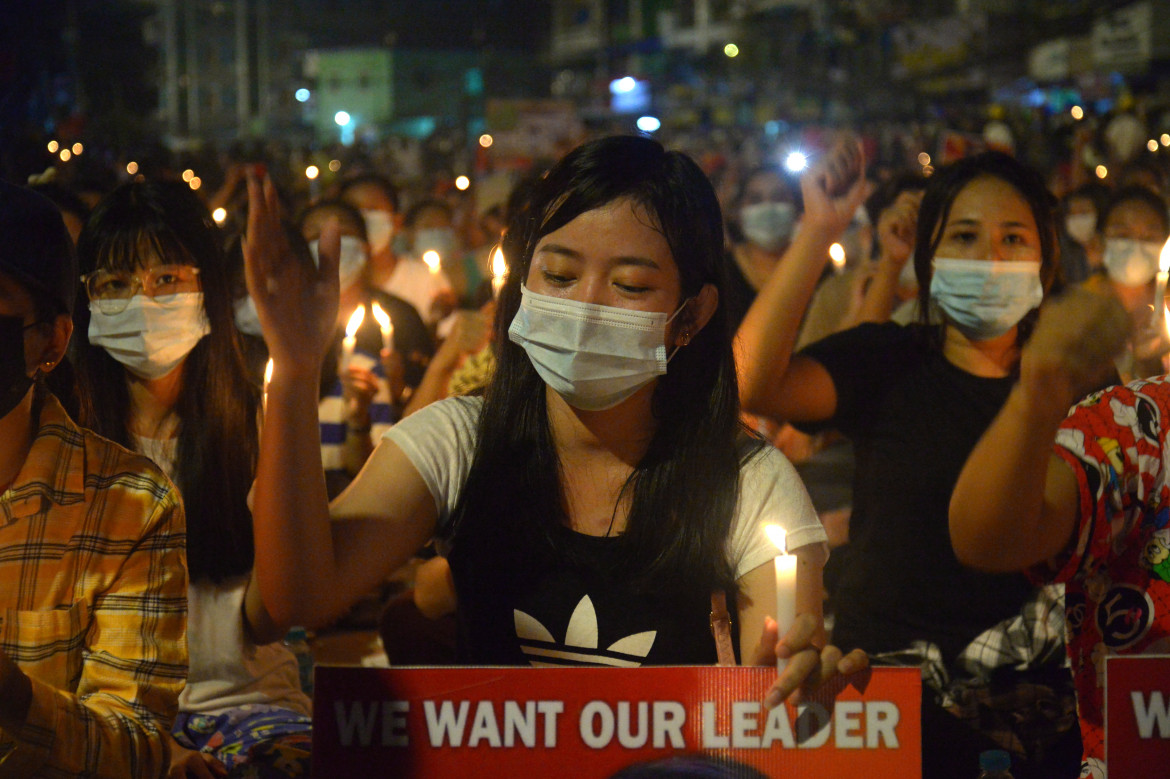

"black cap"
[0, 181, 78, 315]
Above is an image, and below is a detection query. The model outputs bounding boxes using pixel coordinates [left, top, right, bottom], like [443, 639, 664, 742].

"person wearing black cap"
[0, 182, 188, 777]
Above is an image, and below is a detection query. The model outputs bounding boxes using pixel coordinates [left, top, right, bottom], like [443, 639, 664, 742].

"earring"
[679, 330, 691, 346]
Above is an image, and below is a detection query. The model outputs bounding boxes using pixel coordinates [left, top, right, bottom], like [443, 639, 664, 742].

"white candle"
[765, 524, 798, 674]
[1156, 237, 1170, 335]
[342, 305, 365, 372]
[422, 249, 442, 276]
[370, 301, 394, 351]
[490, 245, 507, 299]
[262, 358, 273, 413]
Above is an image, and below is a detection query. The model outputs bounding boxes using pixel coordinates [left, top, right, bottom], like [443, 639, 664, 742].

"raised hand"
[1021, 280, 1130, 407]
[800, 135, 870, 240]
[243, 170, 340, 373]
[876, 189, 923, 270]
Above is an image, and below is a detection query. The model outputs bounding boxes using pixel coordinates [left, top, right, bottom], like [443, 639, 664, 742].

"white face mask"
[89, 292, 210, 380]
[233, 295, 263, 336]
[739, 201, 795, 250]
[309, 235, 367, 290]
[361, 209, 394, 254]
[1064, 213, 1097, 245]
[507, 284, 686, 411]
[414, 227, 457, 260]
[929, 258, 1043, 341]
[1103, 238, 1162, 287]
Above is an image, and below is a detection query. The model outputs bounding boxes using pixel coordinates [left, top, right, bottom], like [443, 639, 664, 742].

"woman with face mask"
[724, 166, 800, 330]
[244, 136, 866, 710]
[738, 149, 1084, 778]
[296, 199, 434, 498]
[1094, 185, 1170, 381]
[1057, 182, 1109, 285]
[74, 180, 313, 779]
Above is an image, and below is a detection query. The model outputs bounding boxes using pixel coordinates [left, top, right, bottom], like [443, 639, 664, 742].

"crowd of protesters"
[3, 97, 1170, 778]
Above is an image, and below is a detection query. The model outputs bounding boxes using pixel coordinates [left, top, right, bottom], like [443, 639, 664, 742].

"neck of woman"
[942, 325, 1019, 378]
[546, 383, 657, 466]
[127, 362, 184, 439]
[736, 242, 787, 291]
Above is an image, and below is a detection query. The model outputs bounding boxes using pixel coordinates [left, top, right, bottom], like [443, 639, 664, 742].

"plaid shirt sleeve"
[0, 398, 188, 778]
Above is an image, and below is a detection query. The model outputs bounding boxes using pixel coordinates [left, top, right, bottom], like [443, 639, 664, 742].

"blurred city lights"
[334, 111, 351, 126]
[479, 134, 494, 148]
[47, 140, 59, 153]
[1071, 105, 1084, 120]
[295, 88, 310, 103]
[1162, 134, 1170, 147]
[328, 159, 341, 172]
[189, 176, 202, 190]
[59, 149, 71, 162]
[182, 168, 195, 182]
[1095, 164, 1108, 179]
[636, 115, 661, 133]
[724, 43, 739, 58]
[305, 165, 319, 180]
[1150, 139, 1160, 152]
[212, 207, 227, 223]
[609, 76, 636, 95]
[784, 151, 808, 173]
[71, 142, 83, 155]
[917, 152, 931, 166]
[454, 175, 470, 190]
[126, 161, 139, 175]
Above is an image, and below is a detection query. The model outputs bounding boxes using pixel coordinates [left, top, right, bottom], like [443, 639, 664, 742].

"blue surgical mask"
[929, 258, 1043, 341]
[414, 227, 457, 261]
[233, 295, 263, 337]
[308, 235, 367, 290]
[739, 202, 795, 250]
[361, 209, 394, 254]
[1103, 238, 1162, 287]
[508, 285, 687, 411]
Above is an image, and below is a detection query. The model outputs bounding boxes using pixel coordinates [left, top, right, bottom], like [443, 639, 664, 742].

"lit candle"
[370, 301, 393, 351]
[262, 358, 273, 413]
[342, 305, 365, 372]
[490, 245, 507, 299]
[1155, 237, 1170, 333]
[764, 524, 798, 674]
[828, 242, 846, 272]
[422, 249, 442, 276]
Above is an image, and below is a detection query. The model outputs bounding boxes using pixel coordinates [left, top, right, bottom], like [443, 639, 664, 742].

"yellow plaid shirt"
[0, 393, 188, 778]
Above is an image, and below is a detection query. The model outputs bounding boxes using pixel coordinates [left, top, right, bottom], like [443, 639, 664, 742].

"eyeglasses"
[82, 265, 201, 314]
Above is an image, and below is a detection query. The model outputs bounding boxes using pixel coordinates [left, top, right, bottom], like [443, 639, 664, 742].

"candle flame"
[370, 301, 391, 331]
[491, 245, 506, 279]
[263, 358, 274, 385]
[1160, 236, 1170, 274]
[345, 305, 365, 338]
[764, 524, 787, 554]
[1164, 302, 1170, 340]
[423, 250, 441, 273]
[829, 242, 846, 269]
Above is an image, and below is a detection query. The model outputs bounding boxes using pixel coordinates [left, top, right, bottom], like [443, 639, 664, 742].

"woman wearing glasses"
[74, 180, 311, 779]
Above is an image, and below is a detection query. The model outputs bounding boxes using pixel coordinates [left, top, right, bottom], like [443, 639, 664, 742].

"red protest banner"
[312, 665, 921, 777]
[1106, 655, 1170, 776]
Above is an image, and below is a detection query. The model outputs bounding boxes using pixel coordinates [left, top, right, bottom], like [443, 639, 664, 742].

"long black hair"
[913, 151, 1060, 348]
[74, 180, 258, 583]
[447, 135, 752, 613]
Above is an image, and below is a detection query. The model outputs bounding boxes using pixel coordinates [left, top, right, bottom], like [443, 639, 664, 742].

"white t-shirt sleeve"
[729, 445, 827, 578]
[382, 395, 481, 528]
